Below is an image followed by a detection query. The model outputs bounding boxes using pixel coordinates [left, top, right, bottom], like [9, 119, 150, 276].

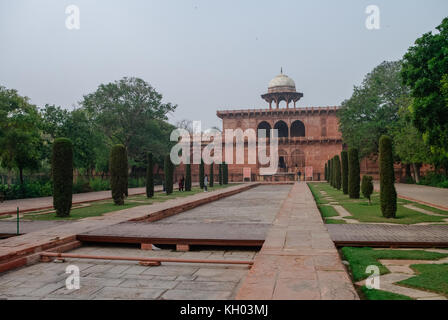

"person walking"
[204, 174, 208, 192]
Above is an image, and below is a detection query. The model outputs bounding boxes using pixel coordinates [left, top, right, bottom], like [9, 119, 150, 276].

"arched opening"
[274, 121, 288, 138]
[291, 120, 305, 137]
[278, 149, 288, 171]
[257, 121, 271, 138]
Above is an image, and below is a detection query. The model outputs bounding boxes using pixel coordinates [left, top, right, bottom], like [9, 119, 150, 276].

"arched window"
[291, 120, 305, 137]
[274, 121, 288, 138]
[257, 121, 271, 138]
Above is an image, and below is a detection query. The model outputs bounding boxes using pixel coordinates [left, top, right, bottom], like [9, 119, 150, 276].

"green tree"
[379, 135, 397, 218]
[185, 164, 192, 191]
[324, 163, 328, 181]
[219, 163, 223, 185]
[0, 87, 43, 184]
[209, 163, 214, 188]
[223, 162, 229, 184]
[348, 148, 360, 199]
[328, 159, 332, 185]
[52, 138, 73, 217]
[146, 152, 154, 198]
[402, 18, 448, 154]
[361, 175, 374, 205]
[341, 151, 349, 194]
[164, 155, 173, 195]
[110, 145, 128, 205]
[334, 155, 342, 190]
[199, 159, 205, 189]
[339, 61, 410, 159]
[81, 77, 177, 165]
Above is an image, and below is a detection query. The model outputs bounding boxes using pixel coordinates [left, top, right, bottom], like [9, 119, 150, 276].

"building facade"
[217, 71, 343, 182]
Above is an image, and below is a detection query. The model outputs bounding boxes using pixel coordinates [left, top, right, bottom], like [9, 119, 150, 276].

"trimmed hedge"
[379, 135, 397, 218]
[223, 162, 228, 184]
[199, 159, 205, 189]
[334, 155, 342, 190]
[110, 144, 128, 205]
[341, 150, 349, 195]
[185, 164, 192, 191]
[209, 163, 214, 187]
[348, 148, 360, 199]
[164, 154, 174, 194]
[146, 152, 154, 198]
[52, 138, 73, 217]
[361, 175, 374, 204]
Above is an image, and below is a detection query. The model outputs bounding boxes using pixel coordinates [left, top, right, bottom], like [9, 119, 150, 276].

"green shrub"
[164, 154, 174, 194]
[379, 135, 397, 218]
[418, 172, 448, 188]
[324, 162, 328, 181]
[341, 150, 349, 194]
[209, 163, 214, 187]
[110, 144, 128, 205]
[223, 162, 228, 184]
[185, 164, 192, 191]
[348, 148, 360, 199]
[52, 138, 73, 217]
[89, 177, 110, 192]
[146, 152, 154, 198]
[199, 159, 205, 189]
[219, 163, 223, 185]
[334, 155, 342, 190]
[361, 175, 374, 204]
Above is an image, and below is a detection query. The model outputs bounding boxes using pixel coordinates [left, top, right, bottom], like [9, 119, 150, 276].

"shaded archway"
[257, 121, 271, 138]
[274, 120, 288, 138]
[291, 120, 305, 137]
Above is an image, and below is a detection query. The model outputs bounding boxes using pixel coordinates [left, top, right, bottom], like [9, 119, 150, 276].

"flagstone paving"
[0, 245, 256, 300]
[236, 182, 359, 300]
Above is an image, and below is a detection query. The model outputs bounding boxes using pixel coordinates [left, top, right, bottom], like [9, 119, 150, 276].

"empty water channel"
[0, 184, 293, 300]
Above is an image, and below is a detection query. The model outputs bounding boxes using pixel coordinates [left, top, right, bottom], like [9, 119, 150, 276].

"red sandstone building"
[217, 71, 343, 182]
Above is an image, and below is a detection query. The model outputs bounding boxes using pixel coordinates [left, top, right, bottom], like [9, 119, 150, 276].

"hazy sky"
[1, 0, 447, 129]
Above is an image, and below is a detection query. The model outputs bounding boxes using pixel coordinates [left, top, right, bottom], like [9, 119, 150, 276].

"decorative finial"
[280, 67, 283, 74]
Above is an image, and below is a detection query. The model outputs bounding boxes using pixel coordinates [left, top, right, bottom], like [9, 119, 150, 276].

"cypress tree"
[209, 162, 214, 188]
[223, 162, 228, 184]
[185, 164, 192, 191]
[341, 150, 349, 195]
[348, 148, 360, 199]
[164, 154, 174, 194]
[110, 144, 128, 205]
[379, 135, 397, 218]
[324, 163, 328, 181]
[199, 159, 205, 189]
[52, 138, 73, 217]
[335, 155, 342, 190]
[219, 163, 223, 185]
[146, 152, 154, 198]
[361, 175, 374, 205]
[328, 159, 332, 185]
[331, 157, 336, 188]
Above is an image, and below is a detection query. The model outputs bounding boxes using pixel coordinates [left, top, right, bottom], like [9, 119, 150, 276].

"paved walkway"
[236, 182, 358, 300]
[0, 187, 148, 215]
[374, 182, 448, 210]
[0, 184, 253, 272]
[328, 224, 448, 246]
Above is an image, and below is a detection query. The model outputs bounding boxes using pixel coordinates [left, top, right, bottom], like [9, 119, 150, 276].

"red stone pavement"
[236, 182, 358, 300]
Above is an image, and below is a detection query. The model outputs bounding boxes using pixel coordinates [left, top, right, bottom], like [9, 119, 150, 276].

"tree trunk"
[412, 163, 421, 183]
[405, 164, 412, 181]
[19, 167, 24, 185]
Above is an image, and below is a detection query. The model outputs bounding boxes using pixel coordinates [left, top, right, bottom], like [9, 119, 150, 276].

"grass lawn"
[398, 263, 448, 296]
[324, 218, 346, 224]
[23, 185, 234, 221]
[361, 285, 413, 300]
[341, 247, 448, 282]
[308, 183, 448, 224]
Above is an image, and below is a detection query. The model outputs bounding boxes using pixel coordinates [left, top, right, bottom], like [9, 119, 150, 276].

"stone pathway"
[236, 182, 358, 300]
[0, 245, 256, 300]
[374, 182, 448, 211]
[355, 248, 448, 300]
[0, 184, 253, 273]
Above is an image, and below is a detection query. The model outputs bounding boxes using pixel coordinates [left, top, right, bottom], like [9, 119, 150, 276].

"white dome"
[268, 73, 296, 89]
